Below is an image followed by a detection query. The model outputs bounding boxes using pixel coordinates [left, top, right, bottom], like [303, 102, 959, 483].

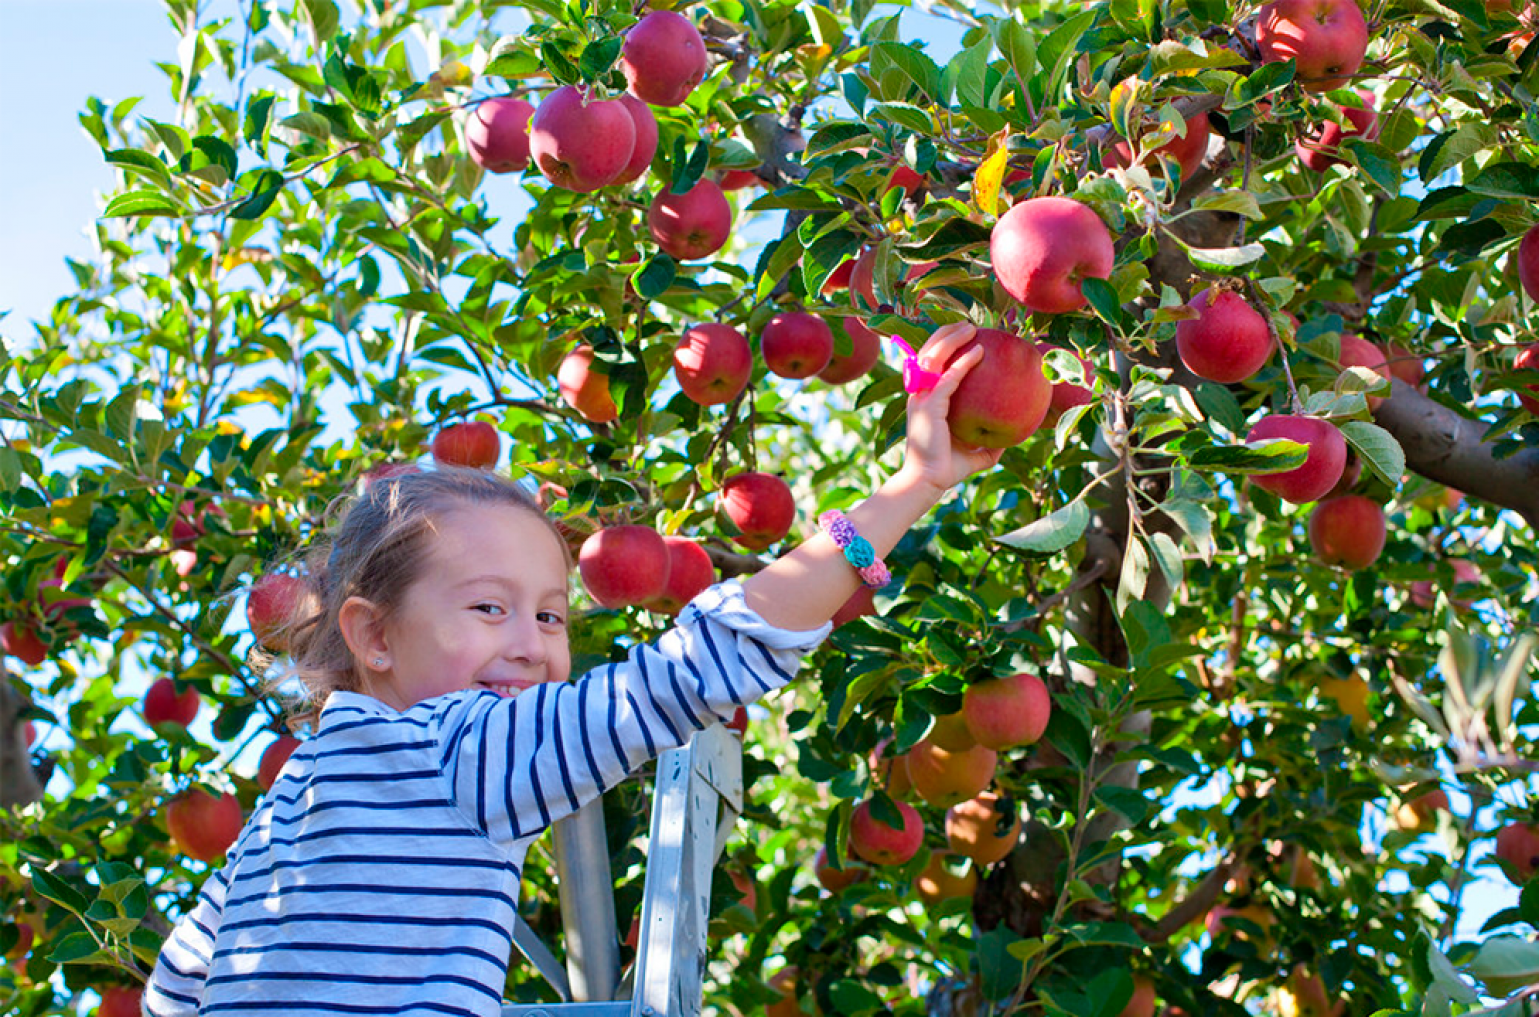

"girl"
[143, 323, 999, 1017]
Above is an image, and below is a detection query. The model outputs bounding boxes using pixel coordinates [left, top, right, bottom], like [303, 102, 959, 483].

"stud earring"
[372, 657, 385, 667]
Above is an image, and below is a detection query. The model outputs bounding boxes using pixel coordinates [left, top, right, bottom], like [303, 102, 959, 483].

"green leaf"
[245, 94, 275, 151]
[1039, 10, 1096, 102]
[1191, 190, 1263, 219]
[1173, 237, 1265, 271]
[540, 41, 580, 85]
[1148, 531, 1184, 589]
[870, 42, 944, 104]
[102, 189, 184, 218]
[105, 149, 174, 187]
[32, 868, 90, 915]
[828, 979, 885, 1017]
[1340, 420, 1404, 488]
[579, 37, 623, 83]
[1081, 277, 1122, 324]
[1160, 498, 1214, 564]
[995, 19, 1036, 84]
[485, 47, 543, 79]
[631, 255, 676, 300]
[229, 169, 284, 220]
[48, 930, 108, 965]
[0, 448, 21, 492]
[949, 39, 993, 110]
[1116, 534, 1151, 611]
[978, 926, 1029, 1001]
[1234, 59, 1294, 104]
[300, 0, 340, 44]
[869, 102, 932, 136]
[1189, 439, 1308, 474]
[1418, 123, 1496, 184]
[996, 501, 1089, 554]
[1468, 161, 1539, 200]
[1342, 139, 1401, 196]
[1193, 382, 1246, 433]
[1469, 936, 1539, 997]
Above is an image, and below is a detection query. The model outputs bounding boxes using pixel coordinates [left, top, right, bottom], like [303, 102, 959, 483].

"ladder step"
[502, 1004, 631, 1017]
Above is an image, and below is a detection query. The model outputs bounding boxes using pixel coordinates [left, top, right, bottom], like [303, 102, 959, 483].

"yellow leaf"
[973, 130, 1012, 218]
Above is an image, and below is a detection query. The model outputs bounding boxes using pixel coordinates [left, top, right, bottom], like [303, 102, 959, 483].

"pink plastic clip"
[890, 336, 943, 395]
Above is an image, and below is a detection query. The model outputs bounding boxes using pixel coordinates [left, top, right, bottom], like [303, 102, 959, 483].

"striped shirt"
[143, 583, 827, 1017]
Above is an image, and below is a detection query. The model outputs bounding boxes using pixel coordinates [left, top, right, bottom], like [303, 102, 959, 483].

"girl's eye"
[474, 603, 506, 616]
[538, 611, 566, 626]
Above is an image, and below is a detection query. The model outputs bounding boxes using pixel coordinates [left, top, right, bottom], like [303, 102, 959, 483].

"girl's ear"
[338, 596, 389, 672]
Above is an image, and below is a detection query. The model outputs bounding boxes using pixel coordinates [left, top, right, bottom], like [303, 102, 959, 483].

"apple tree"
[4, 0, 1539, 1014]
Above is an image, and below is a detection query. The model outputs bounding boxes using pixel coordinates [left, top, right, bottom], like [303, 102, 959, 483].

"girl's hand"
[899, 322, 1005, 493]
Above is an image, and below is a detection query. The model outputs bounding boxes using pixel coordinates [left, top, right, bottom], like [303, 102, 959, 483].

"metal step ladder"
[502, 722, 743, 1017]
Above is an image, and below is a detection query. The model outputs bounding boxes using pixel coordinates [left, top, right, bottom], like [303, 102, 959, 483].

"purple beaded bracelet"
[818, 510, 892, 589]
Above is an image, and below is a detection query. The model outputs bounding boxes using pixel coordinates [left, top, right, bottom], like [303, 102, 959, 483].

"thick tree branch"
[1373, 382, 1539, 529]
[1, 669, 44, 809]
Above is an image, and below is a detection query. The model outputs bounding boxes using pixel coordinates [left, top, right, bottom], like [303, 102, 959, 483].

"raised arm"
[742, 323, 1001, 631]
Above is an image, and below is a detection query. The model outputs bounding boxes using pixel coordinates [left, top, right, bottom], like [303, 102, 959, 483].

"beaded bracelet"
[818, 510, 892, 589]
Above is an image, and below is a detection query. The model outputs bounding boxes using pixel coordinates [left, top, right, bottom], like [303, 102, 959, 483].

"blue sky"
[0, 0, 1520, 981]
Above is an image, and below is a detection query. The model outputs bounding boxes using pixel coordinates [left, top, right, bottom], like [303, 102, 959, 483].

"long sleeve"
[437, 581, 828, 851]
[142, 865, 230, 1016]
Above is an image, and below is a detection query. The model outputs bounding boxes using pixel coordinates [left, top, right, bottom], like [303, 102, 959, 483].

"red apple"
[1381, 341, 1424, 386]
[0, 621, 47, 666]
[612, 94, 659, 186]
[1104, 111, 1211, 182]
[646, 538, 716, 615]
[990, 196, 1114, 314]
[849, 798, 924, 865]
[729, 868, 758, 913]
[818, 318, 883, 385]
[1513, 342, 1539, 414]
[1520, 224, 1539, 303]
[821, 258, 856, 293]
[1246, 415, 1348, 504]
[886, 164, 926, 197]
[39, 557, 91, 626]
[465, 96, 536, 173]
[1308, 495, 1387, 569]
[170, 499, 224, 547]
[761, 312, 834, 379]
[719, 472, 796, 550]
[1256, 0, 1370, 93]
[1120, 977, 1157, 1017]
[718, 169, 760, 190]
[905, 738, 998, 809]
[246, 574, 315, 652]
[871, 737, 914, 799]
[558, 345, 619, 423]
[648, 179, 732, 261]
[621, 10, 708, 107]
[831, 586, 877, 628]
[962, 673, 1052, 750]
[257, 734, 302, 792]
[1336, 333, 1392, 408]
[673, 323, 752, 406]
[98, 986, 144, 1017]
[578, 526, 671, 609]
[529, 85, 636, 193]
[945, 791, 1022, 865]
[1410, 559, 1481, 609]
[431, 420, 499, 468]
[1496, 822, 1539, 884]
[914, 853, 977, 903]
[1176, 287, 1273, 383]
[144, 678, 200, 728]
[941, 329, 1051, 448]
[1296, 92, 1379, 172]
[814, 843, 868, 892]
[361, 462, 420, 489]
[166, 787, 244, 862]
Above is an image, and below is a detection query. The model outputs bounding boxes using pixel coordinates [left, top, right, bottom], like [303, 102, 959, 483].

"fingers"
[929, 344, 983, 399]
[915, 322, 977, 373]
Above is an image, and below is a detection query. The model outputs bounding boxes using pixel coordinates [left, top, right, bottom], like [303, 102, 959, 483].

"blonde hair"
[263, 468, 569, 726]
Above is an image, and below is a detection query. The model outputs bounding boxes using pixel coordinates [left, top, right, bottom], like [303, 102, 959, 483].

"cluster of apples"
[825, 674, 1051, 895]
[0, 558, 93, 668]
[465, 12, 736, 264]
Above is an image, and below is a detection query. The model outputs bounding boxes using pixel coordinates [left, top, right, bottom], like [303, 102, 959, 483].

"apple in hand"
[990, 196, 1114, 314]
[579, 526, 671, 608]
[166, 787, 244, 862]
[621, 10, 708, 107]
[648, 179, 732, 261]
[1104, 111, 1211, 183]
[247, 574, 315, 652]
[257, 734, 302, 792]
[674, 323, 752, 405]
[611, 94, 658, 186]
[817, 318, 883, 385]
[558, 345, 619, 423]
[1256, 0, 1370, 93]
[646, 537, 716, 615]
[0, 621, 48, 666]
[719, 472, 796, 549]
[1308, 495, 1386, 569]
[1176, 287, 1273, 383]
[465, 96, 536, 173]
[1246, 415, 1348, 504]
[1513, 341, 1539, 414]
[432, 420, 500, 468]
[849, 798, 924, 865]
[1296, 92, 1379, 172]
[941, 329, 1051, 448]
[961, 672, 1052, 750]
[144, 678, 200, 728]
[761, 312, 834, 379]
[529, 85, 636, 193]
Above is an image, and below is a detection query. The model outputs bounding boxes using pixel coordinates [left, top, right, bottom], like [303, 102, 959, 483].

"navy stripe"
[227, 853, 515, 885]
[258, 825, 484, 850]
[548, 683, 579, 817]
[221, 882, 517, 911]
[147, 986, 201, 1009]
[667, 666, 706, 733]
[204, 969, 500, 999]
[606, 666, 631, 772]
[313, 739, 435, 760]
[218, 910, 513, 945]
[212, 939, 505, 968]
[623, 685, 658, 760]
[158, 953, 201, 980]
[642, 654, 685, 746]
[750, 638, 796, 685]
[266, 797, 455, 823]
[203, 1000, 480, 1016]
[528, 685, 551, 833]
[576, 678, 603, 799]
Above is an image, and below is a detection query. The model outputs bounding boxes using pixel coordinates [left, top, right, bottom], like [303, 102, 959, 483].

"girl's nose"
[507, 615, 548, 664]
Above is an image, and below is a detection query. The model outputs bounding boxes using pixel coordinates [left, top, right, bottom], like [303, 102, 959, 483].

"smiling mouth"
[477, 680, 535, 698]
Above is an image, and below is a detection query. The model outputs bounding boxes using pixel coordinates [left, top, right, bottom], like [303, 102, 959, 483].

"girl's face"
[366, 502, 572, 710]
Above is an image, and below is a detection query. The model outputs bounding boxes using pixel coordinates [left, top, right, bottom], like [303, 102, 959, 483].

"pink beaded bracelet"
[818, 510, 892, 589]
